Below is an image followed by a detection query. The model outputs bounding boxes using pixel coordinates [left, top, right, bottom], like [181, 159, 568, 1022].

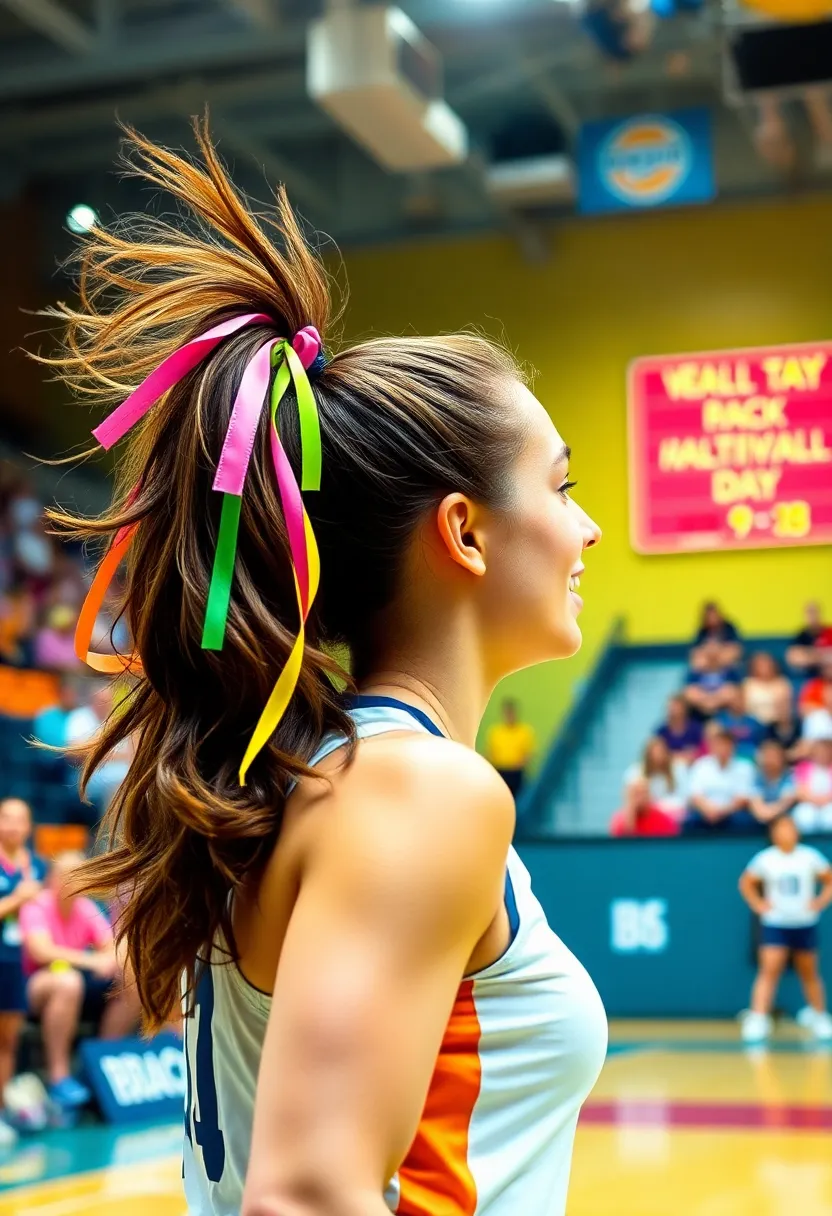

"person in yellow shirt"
[486, 699, 536, 798]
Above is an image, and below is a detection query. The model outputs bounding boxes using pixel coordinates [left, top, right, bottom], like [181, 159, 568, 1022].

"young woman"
[0, 798, 46, 1145]
[739, 815, 832, 1043]
[622, 736, 687, 820]
[47, 123, 607, 1216]
[743, 652, 793, 727]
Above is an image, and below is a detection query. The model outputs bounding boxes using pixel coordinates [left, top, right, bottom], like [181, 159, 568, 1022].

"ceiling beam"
[0, 0, 96, 54]
[0, 17, 305, 102]
[224, 0, 279, 28]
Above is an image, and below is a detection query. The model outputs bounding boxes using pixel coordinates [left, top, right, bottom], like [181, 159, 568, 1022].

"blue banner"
[80, 1031, 186, 1125]
[578, 108, 715, 215]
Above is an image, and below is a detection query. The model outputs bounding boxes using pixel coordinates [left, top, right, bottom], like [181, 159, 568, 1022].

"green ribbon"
[201, 339, 323, 653]
[202, 493, 242, 650]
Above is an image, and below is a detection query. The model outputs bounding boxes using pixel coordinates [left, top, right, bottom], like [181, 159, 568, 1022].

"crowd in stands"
[611, 600, 832, 838]
[0, 464, 139, 1143]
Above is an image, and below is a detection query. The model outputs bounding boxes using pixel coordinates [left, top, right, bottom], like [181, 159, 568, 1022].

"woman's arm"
[738, 871, 769, 916]
[242, 738, 515, 1216]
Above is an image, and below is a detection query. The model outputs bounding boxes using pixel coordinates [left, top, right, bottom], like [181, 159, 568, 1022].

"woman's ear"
[435, 494, 487, 577]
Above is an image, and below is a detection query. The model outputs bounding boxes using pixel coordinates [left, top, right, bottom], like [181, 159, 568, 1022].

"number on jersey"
[184, 966, 226, 1184]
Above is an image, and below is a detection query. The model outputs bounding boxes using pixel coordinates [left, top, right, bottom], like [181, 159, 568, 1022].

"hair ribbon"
[76, 312, 324, 784]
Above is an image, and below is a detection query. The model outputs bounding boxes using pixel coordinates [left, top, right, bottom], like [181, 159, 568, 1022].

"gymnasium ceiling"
[0, 0, 829, 262]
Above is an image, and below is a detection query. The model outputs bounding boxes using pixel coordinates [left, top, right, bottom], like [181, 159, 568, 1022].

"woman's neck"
[361, 610, 494, 750]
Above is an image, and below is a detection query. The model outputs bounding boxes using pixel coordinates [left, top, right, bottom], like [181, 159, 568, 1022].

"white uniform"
[745, 844, 831, 928]
[182, 699, 608, 1216]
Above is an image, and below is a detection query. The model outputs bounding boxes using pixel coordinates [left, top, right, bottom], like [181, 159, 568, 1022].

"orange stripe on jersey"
[396, 979, 482, 1216]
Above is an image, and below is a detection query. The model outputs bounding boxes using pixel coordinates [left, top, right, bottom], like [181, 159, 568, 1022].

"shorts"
[761, 924, 819, 951]
[0, 959, 27, 1014]
[497, 769, 525, 798]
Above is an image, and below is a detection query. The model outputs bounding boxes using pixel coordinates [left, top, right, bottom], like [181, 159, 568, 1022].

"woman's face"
[476, 383, 601, 674]
[646, 738, 670, 769]
[751, 653, 776, 680]
[0, 800, 30, 852]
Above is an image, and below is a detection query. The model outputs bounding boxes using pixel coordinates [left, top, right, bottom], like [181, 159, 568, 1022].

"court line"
[581, 1099, 832, 1130]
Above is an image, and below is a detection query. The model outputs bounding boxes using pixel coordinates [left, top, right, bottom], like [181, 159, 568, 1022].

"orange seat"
[0, 666, 60, 718]
[34, 823, 89, 858]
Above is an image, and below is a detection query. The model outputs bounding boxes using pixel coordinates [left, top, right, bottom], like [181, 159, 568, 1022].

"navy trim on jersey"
[505, 869, 520, 940]
[346, 694, 445, 739]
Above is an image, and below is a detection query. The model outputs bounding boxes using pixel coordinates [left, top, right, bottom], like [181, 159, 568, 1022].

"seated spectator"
[750, 740, 798, 826]
[33, 605, 82, 674]
[799, 652, 832, 718]
[684, 640, 740, 719]
[610, 777, 679, 837]
[766, 709, 802, 756]
[66, 684, 133, 825]
[743, 652, 793, 726]
[485, 698, 536, 800]
[0, 583, 35, 668]
[20, 851, 141, 1114]
[32, 677, 81, 751]
[793, 737, 832, 834]
[691, 601, 742, 667]
[0, 799, 46, 1147]
[656, 695, 703, 762]
[623, 736, 688, 819]
[787, 601, 832, 679]
[803, 683, 832, 744]
[683, 724, 756, 834]
[715, 685, 766, 760]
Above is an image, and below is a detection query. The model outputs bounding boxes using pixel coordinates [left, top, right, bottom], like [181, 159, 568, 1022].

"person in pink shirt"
[20, 851, 140, 1112]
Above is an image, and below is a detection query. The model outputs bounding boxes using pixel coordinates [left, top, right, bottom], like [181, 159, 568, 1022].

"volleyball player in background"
[739, 815, 832, 1043]
[42, 122, 607, 1216]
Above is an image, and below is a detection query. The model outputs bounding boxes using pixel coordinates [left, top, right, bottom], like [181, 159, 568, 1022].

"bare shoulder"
[298, 733, 516, 906]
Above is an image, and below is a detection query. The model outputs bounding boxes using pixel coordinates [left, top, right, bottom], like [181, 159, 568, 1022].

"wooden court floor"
[2, 1021, 832, 1216]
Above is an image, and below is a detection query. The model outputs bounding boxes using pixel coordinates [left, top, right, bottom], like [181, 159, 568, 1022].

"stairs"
[542, 658, 688, 836]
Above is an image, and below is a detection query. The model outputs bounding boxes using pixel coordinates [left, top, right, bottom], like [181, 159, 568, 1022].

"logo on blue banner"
[80, 1031, 186, 1125]
[579, 109, 715, 215]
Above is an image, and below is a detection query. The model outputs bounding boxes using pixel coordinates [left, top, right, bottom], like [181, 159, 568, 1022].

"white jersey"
[745, 844, 831, 928]
[182, 698, 608, 1216]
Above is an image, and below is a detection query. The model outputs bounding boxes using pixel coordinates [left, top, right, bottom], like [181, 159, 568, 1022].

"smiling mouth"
[569, 566, 584, 594]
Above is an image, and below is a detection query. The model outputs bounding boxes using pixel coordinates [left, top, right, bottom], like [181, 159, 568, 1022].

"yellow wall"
[341, 195, 832, 754]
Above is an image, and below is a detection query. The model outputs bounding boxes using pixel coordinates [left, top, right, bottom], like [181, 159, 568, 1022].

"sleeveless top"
[182, 698, 608, 1216]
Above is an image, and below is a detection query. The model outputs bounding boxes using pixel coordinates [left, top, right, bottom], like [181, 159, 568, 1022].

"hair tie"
[76, 312, 325, 785]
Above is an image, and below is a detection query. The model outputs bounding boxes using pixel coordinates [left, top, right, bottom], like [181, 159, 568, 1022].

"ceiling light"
[66, 203, 98, 234]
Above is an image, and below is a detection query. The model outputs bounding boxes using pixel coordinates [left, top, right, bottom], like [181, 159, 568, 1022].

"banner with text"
[628, 342, 832, 554]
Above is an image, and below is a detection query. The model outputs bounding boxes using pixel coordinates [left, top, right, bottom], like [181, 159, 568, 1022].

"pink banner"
[628, 342, 832, 554]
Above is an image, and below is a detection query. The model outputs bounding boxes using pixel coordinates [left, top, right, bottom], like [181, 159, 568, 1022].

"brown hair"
[642, 735, 674, 788]
[41, 119, 525, 1027]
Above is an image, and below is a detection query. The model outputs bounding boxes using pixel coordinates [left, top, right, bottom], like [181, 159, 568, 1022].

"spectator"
[691, 601, 742, 667]
[750, 740, 798, 826]
[744, 652, 793, 726]
[66, 684, 133, 824]
[787, 601, 832, 678]
[34, 604, 82, 674]
[793, 737, 832, 835]
[798, 652, 832, 718]
[803, 684, 832, 745]
[0, 800, 46, 1147]
[766, 708, 802, 756]
[32, 676, 81, 751]
[20, 851, 141, 1114]
[610, 777, 679, 837]
[0, 583, 35, 668]
[623, 736, 687, 819]
[715, 685, 766, 760]
[485, 698, 536, 799]
[684, 724, 756, 834]
[684, 640, 740, 719]
[656, 694, 703, 763]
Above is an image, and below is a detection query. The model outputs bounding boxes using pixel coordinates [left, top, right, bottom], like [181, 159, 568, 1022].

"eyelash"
[558, 480, 577, 499]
